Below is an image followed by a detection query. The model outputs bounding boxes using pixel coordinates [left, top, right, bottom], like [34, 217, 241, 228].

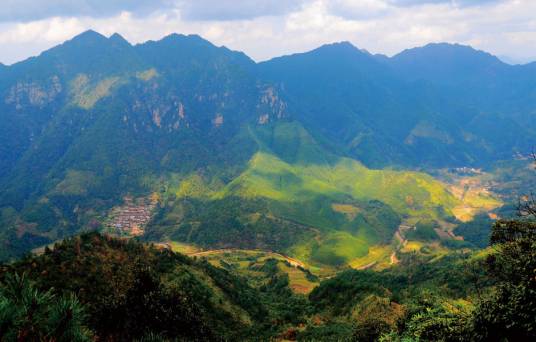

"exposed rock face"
[261, 87, 286, 118]
[5, 76, 62, 109]
[178, 102, 185, 119]
[256, 86, 287, 124]
[152, 108, 162, 127]
[258, 114, 269, 125]
[212, 113, 224, 127]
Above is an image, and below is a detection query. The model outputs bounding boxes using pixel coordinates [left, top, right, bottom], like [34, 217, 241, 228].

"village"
[105, 195, 158, 236]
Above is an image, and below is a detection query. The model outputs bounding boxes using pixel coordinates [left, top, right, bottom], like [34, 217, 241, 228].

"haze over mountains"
[0, 30, 532, 261]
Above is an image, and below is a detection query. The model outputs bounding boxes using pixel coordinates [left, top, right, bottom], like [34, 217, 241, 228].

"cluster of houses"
[106, 196, 157, 236]
[449, 167, 482, 175]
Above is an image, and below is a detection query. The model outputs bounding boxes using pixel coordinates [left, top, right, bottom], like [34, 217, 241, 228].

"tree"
[471, 220, 536, 340]
[352, 295, 405, 341]
[0, 273, 93, 341]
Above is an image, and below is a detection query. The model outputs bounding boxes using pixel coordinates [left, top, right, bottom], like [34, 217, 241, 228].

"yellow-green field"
[184, 248, 320, 294]
[167, 241, 201, 254]
[348, 245, 393, 270]
[400, 240, 450, 257]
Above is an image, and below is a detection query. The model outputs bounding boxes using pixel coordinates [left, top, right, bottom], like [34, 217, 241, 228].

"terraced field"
[172, 248, 320, 294]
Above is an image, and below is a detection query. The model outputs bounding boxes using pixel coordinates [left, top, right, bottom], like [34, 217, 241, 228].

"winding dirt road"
[390, 224, 412, 264]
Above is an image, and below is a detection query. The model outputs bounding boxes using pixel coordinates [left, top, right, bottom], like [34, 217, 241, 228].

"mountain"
[259, 42, 535, 167]
[0, 31, 530, 262]
[0, 30, 298, 259]
[390, 43, 508, 85]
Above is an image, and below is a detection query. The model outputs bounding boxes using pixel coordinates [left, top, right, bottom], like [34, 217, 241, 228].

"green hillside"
[146, 122, 468, 268]
[222, 150, 458, 219]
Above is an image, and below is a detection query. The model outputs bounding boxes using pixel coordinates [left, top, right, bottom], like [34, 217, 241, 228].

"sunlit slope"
[220, 151, 460, 221]
[181, 122, 458, 268]
[212, 150, 460, 268]
[151, 122, 496, 269]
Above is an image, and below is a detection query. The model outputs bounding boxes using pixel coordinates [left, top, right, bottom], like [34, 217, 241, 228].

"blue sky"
[0, 0, 534, 65]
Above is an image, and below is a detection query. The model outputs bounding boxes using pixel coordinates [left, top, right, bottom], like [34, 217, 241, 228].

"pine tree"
[0, 273, 93, 341]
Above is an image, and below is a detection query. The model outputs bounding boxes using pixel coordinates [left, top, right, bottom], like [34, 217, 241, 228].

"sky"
[0, 0, 535, 65]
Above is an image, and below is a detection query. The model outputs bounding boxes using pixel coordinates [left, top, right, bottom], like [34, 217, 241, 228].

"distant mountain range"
[0, 30, 531, 261]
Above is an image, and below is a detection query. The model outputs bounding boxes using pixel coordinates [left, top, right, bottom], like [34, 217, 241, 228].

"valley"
[0, 28, 534, 341]
[144, 149, 504, 276]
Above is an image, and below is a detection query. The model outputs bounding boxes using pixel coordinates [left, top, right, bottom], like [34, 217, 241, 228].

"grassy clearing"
[400, 241, 450, 258]
[288, 241, 332, 276]
[331, 203, 361, 220]
[222, 122, 500, 224]
[348, 245, 393, 270]
[401, 241, 425, 253]
[71, 75, 122, 109]
[311, 231, 370, 266]
[136, 68, 158, 81]
[469, 246, 495, 261]
[168, 241, 201, 254]
[450, 183, 502, 222]
[278, 262, 318, 294]
[211, 148, 463, 269]
[438, 170, 503, 222]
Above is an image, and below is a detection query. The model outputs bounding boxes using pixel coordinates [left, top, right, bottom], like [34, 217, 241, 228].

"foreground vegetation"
[1, 216, 534, 341]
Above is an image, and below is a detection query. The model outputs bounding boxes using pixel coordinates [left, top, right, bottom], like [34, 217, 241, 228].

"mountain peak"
[45, 29, 134, 59]
[137, 33, 222, 59]
[390, 42, 507, 84]
[331, 41, 357, 48]
[50, 29, 110, 52]
[109, 32, 130, 46]
[19, 29, 141, 77]
[158, 33, 215, 48]
[315, 41, 359, 53]
[394, 42, 504, 66]
[70, 29, 108, 44]
[307, 41, 381, 63]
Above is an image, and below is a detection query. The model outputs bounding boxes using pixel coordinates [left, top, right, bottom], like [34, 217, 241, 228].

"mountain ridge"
[0, 30, 526, 262]
[6, 29, 536, 69]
